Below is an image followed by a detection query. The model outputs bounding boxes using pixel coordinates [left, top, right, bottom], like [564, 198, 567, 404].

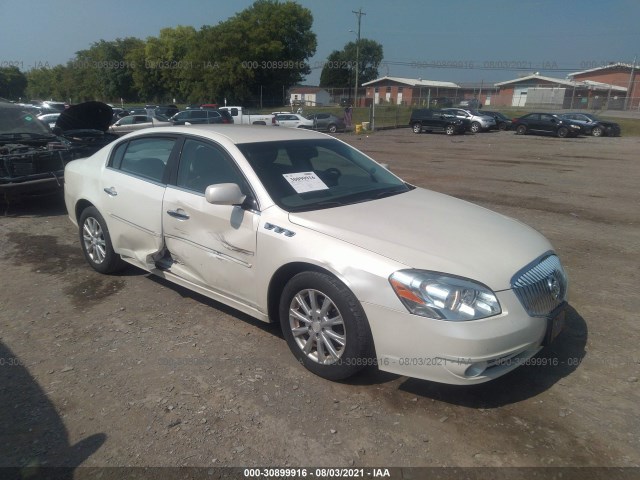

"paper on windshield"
[283, 172, 329, 193]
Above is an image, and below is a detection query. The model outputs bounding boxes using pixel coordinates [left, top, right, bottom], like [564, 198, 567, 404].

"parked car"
[64, 125, 568, 384]
[274, 113, 314, 129]
[512, 113, 583, 138]
[409, 109, 467, 135]
[37, 112, 61, 129]
[305, 113, 346, 133]
[1, 101, 116, 199]
[480, 111, 513, 131]
[441, 108, 496, 133]
[109, 115, 172, 135]
[171, 108, 233, 125]
[150, 104, 179, 118]
[559, 112, 621, 137]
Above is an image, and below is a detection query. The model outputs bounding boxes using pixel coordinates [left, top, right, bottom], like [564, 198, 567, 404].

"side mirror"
[205, 183, 246, 206]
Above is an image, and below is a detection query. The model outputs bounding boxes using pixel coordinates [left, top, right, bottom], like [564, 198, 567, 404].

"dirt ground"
[1, 128, 639, 473]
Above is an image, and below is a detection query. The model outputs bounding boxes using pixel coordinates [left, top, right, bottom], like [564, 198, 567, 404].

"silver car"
[109, 115, 172, 135]
[442, 108, 496, 133]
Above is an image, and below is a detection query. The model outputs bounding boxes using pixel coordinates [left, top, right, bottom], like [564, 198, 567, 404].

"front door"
[162, 138, 259, 308]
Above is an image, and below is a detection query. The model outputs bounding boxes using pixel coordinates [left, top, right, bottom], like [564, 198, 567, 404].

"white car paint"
[64, 125, 568, 385]
[275, 113, 315, 129]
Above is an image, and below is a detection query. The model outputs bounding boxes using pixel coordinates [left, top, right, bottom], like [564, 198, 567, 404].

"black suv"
[410, 109, 466, 135]
[171, 108, 233, 125]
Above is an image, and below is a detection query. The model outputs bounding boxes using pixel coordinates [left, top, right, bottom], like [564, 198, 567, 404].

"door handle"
[166, 209, 190, 220]
[103, 187, 117, 196]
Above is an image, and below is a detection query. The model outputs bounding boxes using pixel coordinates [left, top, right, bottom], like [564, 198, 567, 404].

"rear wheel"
[591, 126, 603, 137]
[279, 271, 373, 381]
[412, 123, 422, 134]
[498, 122, 507, 131]
[516, 125, 527, 135]
[79, 206, 126, 274]
[557, 126, 569, 138]
[328, 123, 338, 133]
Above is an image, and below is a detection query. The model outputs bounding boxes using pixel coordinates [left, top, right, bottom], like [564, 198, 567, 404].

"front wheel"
[79, 206, 126, 274]
[412, 123, 422, 134]
[591, 126, 603, 137]
[470, 121, 481, 133]
[445, 124, 456, 135]
[328, 123, 338, 133]
[516, 125, 527, 135]
[557, 126, 569, 138]
[279, 271, 374, 381]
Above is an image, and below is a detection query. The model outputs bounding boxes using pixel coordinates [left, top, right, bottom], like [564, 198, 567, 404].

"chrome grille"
[511, 254, 568, 317]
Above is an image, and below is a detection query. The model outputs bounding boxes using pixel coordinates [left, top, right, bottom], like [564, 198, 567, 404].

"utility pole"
[624, 55, 636, 110]
[352, 8, 366, 108]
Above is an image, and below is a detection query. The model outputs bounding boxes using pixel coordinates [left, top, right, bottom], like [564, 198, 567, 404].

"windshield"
[0, 105, 52, 137]
[238, 139, 411, 212]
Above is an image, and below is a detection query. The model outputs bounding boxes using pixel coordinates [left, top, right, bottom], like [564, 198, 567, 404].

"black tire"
[498, 122, 507, 131]
[557, 126, 569, 138]
[412, 123, 422, 134]
[445, 124, 456, 135]
[516, 124, 527, 135]
[328, 123, 338, 133]
[279, 271, 374, 381]
[470, 121, 481, 134]
[78, 206, 126, 274]
[591, 126, 603, 137]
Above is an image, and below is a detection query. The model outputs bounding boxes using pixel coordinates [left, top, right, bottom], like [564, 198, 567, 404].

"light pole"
[352, 8, 365, 108]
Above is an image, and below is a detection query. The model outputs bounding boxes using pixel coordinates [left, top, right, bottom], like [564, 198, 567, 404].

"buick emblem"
[547, 274, 561, 300]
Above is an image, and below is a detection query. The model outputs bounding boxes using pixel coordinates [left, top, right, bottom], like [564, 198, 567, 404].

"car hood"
[55, 101, 113, 132]
[288, 188, 552, 291]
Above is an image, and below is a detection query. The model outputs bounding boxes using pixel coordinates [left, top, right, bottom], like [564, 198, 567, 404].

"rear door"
[100, 136, 178, 268]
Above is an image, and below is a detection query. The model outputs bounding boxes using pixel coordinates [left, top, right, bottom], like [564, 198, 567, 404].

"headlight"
[389, 270, 501, 321]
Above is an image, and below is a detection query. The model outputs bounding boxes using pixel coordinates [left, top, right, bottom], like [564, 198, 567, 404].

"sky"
[1, 0, 639, 87]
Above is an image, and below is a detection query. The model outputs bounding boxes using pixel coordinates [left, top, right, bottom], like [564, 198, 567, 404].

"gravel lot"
[1, 128, 639, 473]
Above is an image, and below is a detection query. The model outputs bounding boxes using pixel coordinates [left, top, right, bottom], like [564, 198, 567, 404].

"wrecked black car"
[1, 101, 118, 201]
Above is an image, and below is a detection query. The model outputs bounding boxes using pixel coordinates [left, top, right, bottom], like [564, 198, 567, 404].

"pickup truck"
[219, 106, 278, 126]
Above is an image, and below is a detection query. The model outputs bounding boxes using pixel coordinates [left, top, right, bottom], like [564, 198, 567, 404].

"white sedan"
[274, 113, 315, 129]
[64, 125, 568, 384]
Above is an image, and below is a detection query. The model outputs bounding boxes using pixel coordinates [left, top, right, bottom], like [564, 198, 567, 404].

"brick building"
[492, 74, 627, 109]
[568, 63, 639, 109]
[362, 76, 461, 106]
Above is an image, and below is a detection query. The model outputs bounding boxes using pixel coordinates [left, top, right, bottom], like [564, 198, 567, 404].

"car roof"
[122, 124, 330, 144]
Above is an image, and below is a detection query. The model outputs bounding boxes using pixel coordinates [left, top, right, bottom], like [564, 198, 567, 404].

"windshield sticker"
[283, 172, 329, 193]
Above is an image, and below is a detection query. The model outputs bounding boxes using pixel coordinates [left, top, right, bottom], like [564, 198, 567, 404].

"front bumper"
[362, 289, 556, 385]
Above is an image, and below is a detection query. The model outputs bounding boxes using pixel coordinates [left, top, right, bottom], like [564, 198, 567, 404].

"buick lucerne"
[64, 125, 568, 384]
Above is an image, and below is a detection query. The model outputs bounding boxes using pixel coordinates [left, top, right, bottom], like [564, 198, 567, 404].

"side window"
[191, 111, 207, 119]
[118, 137, 175, 183]
[541, 114, 553, 122]
[177, 139, 249, 195]
[119, 116, 134, 125]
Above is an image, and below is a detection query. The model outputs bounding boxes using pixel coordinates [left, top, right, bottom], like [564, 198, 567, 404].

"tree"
[0, 66, 27, 100]
[319, 39, 383, 89]
[185, 0, 317, 105]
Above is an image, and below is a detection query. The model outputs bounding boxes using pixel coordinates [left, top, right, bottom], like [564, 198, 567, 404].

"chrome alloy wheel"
[288, 289, 346, 364]
[82, 217, 107, 264]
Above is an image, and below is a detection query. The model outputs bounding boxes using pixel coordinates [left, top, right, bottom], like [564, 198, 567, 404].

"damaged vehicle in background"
[1, 101, 118, 201]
